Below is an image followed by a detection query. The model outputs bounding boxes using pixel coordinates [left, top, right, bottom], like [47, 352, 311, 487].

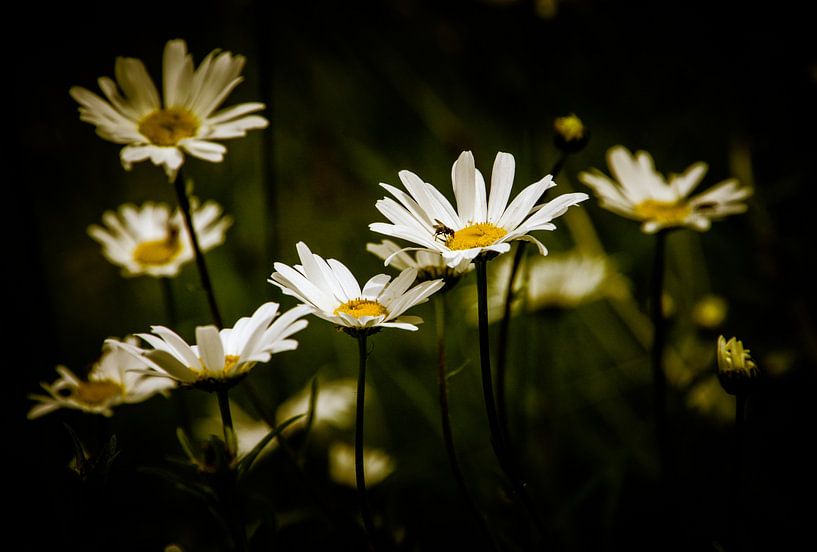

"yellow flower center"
[633, 199, 692, 225]
[446, 223, 507, 251]
[74, 380, 122, 406]
[334, 299, 388, 319]
[133, 235, 183, 266]
[138, 108, 199, 146]
[554, 114, 585, 141]
[222, 354, 241, 374]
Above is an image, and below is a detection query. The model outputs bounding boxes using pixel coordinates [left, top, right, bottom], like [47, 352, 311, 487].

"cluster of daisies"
[30, 38, 754, 453]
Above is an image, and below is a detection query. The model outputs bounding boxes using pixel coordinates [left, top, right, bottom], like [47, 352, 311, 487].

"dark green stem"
[729, 393, 747, 551]
[475, 257, 547, 543]
[435, 296, 499, 551]
[496, 242, 527, 439]
[159, 277, 178, 326]
[356, 335, 378, 550]
[496, 151, 569, 440]
[217, 389, 235, 453]
[216, 388, 247, 551]
[650, 230, 668, 481]
[172, 168, 223, 328]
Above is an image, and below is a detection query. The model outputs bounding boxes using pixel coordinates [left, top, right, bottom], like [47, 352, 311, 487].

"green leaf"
[237, 414, 304, 477]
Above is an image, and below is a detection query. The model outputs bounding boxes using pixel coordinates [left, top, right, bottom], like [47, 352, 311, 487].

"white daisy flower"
[462, 251, 626, 323]
[369, 150, 589, 268]
[108, 302, 310, 388]
[28, 338, 174, 419]
[276, 377, 357, 436]
[328, 442, 395, 488]
[88, 200, 232, 278]
[268, 242, 444, 335]
[578, 145, 752, 233]
[366, 239, 472, 290]
[70, 39, 268, 180]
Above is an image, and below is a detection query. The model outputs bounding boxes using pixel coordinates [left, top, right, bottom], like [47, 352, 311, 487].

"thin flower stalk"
[435, 295, 498, 551]
[475, 257, 547, 543]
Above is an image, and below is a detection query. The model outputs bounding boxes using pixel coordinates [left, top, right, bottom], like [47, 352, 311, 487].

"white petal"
[196, 326, 225, 374]
[488, 152, 515, 222]
[452, 151, 477, 223]
[362, 274, 393, 298]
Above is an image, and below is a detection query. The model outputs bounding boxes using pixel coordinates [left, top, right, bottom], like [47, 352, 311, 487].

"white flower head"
[70, 39, 268, 180]
[366, 239, 472, 290]
[28, 337, 174, 419]
[108, 302, 310, 389]
[88, 200, 232, 277]
[369, 150, 588, 268]
[578, 145, 752, 233]
[268, 242, 444, 336]
[328, 442, 395, 488]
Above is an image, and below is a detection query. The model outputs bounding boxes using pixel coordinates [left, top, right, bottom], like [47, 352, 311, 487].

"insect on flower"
[432, 219, 455, 243]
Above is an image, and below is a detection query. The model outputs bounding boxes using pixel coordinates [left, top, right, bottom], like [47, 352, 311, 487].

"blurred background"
[9, 0, 816, 550]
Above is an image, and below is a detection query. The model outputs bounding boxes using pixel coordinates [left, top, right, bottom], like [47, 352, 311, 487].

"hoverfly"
[432, 219, 455, 243]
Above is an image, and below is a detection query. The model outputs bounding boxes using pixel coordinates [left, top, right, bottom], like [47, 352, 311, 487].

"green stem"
[496, 242, 527, 439]
[172, 168, 223, 328]
[475, 257, 547, 544]
[159, 277, 178, 326]
[495, 151, 569, 440]
[650, 230, 668, 481]
[356, 335, 378, 550]
[729, 393, 747, 551]
[435, 296, 498, 551]
[216, 388, 247, 551]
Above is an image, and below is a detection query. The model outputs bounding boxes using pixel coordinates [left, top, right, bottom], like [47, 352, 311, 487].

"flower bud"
[717, 335, 761, 395]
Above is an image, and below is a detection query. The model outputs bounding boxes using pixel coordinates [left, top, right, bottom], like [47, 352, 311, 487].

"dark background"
[9, 0, 816, 550]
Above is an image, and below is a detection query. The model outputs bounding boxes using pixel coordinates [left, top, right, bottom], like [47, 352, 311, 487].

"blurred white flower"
[367, 239, 472, 289]
[70, 39, 268, 180]
[328, 442, 395, 488]
[579, 145, 751, 233]
[276, 377, 357, 435]
[269, 242, 443, 335]
[463, 250, 626, 323]
[88, 200, 231, 278]
[370, 151, 587, 268]
[28, 337, 174, 419]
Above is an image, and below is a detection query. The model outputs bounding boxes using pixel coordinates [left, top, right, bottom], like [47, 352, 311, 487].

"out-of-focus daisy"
[369, 150, 588, 268]
[578, 145, 752, 233]
[464, 251, 626, 323]
[28, 338, 174, 419]
[692, 295, 728, 330]
[276, 377, 357, 436]
[367, 239, 472, 291]
[88, 200, 231, 278]
[109, 302, 310, 389]
[328, 442, 395, 488]
[268, 242, 444, 336]
[70, 39, 268, 180]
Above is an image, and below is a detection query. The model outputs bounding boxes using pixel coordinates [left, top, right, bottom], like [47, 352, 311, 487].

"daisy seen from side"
[578, 145, 752, 233]
[70, 39, 268, 180]
[108, 302, 310, 390]
[369, 150, 588, 268]
[28, 337, 174, 419]
[88, 199, 231, 278]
